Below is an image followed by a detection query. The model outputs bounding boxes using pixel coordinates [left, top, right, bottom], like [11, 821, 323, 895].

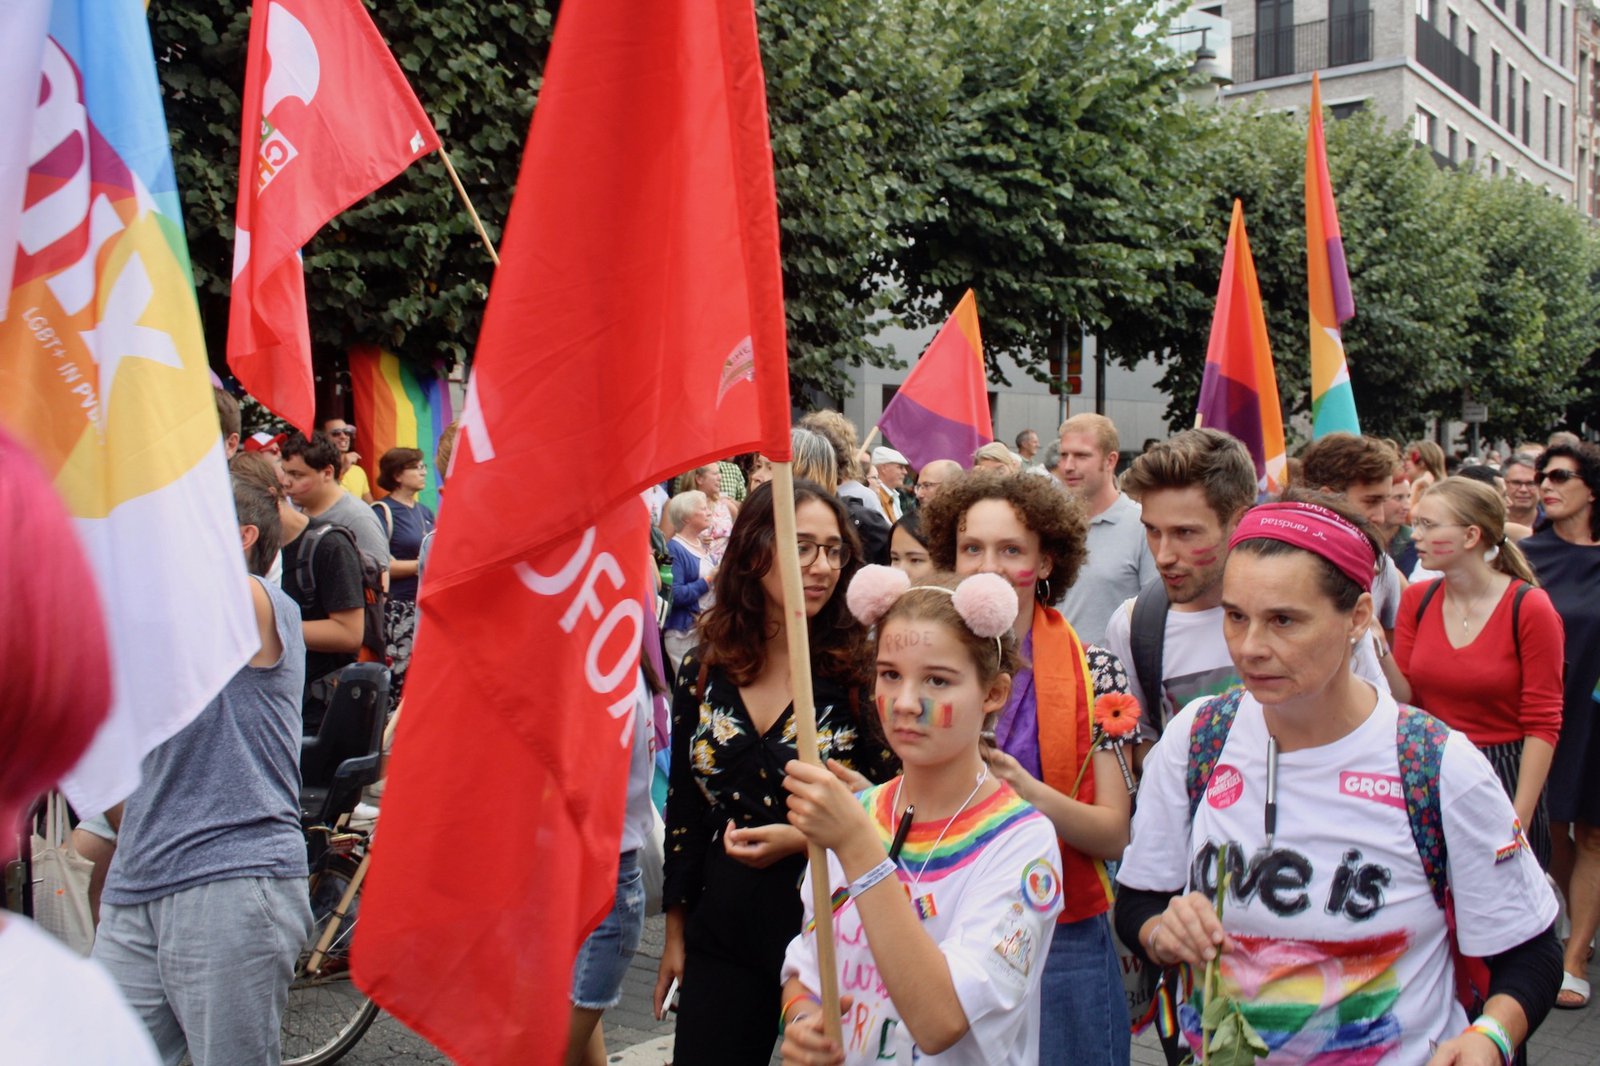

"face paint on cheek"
[915, 698, 956, 728]
[1191, 548, 1219, 567]
[1013, 569, 1037, 587]
[875, 694, 891, 720]
[1425, 540, 1458, 558]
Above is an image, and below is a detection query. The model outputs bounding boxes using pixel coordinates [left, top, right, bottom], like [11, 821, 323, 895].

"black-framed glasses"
[797, 541, 851, 569]
[1541, 468, 1583, 486]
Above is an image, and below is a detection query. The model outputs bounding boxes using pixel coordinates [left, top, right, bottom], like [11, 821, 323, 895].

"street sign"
[1462, 401, 1488, 423]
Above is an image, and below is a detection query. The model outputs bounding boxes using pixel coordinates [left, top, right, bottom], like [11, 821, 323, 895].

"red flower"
[1095, 692, 1142, 738]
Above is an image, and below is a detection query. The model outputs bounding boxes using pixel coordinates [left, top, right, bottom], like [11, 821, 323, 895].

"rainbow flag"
[348, 344, 454, 512]
[877, 289, 992, 470]
[0, 0, 257, 815]
[1195, 201, 1287, 497]
[1307, 73, 1360, 438]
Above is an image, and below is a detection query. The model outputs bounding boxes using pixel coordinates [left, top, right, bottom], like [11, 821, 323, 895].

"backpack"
[1128, 578, 1170, 733]
[843, 493, 892, 566]
[1414, 578, 1532, 656]
[293, 523, 389, 664]
[1183, 687, 1489, 1015]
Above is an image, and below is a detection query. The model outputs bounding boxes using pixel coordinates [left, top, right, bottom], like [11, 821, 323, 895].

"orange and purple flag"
[1307, 73, 1359, 437]
[877, 289, 992, 469]
[1196, 201, 1287, 497]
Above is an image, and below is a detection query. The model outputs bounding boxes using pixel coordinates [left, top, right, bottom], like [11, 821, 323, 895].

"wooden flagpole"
[769, 461, 843, 1046]
[437, 145, 500, 267]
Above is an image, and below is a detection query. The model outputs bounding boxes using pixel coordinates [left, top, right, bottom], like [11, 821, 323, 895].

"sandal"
[1556, 971, 1591, 1010]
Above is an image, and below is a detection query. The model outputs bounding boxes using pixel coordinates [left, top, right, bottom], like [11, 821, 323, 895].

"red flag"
[227, 0, 439, 432]
[353, 2, 792, 1063]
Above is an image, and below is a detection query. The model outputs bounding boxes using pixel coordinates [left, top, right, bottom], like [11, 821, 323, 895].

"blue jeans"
[569, 851, 646, 1010]
[1038, 913, 1131, 1066]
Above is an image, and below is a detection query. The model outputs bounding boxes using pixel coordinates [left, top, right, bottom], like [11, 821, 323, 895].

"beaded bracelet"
[848, 858, 898, 900]
[1466, 1017, 1513, 1066]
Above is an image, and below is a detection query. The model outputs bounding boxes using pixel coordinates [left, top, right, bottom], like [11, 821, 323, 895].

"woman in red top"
[1392, 476, 1564, 866]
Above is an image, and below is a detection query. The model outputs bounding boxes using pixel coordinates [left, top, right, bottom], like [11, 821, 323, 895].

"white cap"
[871, 446, 909, 467]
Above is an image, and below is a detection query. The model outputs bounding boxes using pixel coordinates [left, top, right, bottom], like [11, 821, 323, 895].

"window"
[1495, 0, 1505, 11]
[1256, 0, 1295, 79]
[1416, 106, 1438, 149]
[1449, 9, 1459, 42]
[1492, 51, 1503, 122]
[1559, 103, 1568, 167]
[1468, 26, 1478, 61]
[1448, 125, 1459, 161]
[1329, 99, 1370, 120]
[1516, 0, 1527, 32]
[1507, 63, 1517, 136]
[1524, 76, 1533, 146]
[1544, 94, 1553, 159]
[1467, 138, 1478, 163]
[1545, 0, 1553, 52]
[1330, 0, 1371, 64]
[1559, 4, 1568, 66]
[1492, 156, 1502, 176]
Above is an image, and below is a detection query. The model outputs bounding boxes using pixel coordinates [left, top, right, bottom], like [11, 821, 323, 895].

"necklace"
[672, 532, 707, 555]
[1446, 580, 1495, 634]
[891, 768, 990, 887]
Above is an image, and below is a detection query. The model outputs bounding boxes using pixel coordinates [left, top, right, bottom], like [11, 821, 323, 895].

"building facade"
[1203, 0, 1577, 197]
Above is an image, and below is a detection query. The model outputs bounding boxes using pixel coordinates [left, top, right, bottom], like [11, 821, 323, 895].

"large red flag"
[352, 1, 793, 1062]
[227, 0, 439, 432]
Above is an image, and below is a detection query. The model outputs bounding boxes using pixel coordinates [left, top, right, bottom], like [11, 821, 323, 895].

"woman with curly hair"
[654, 480, 897, 1063]
[923, 470, 1134, 1066]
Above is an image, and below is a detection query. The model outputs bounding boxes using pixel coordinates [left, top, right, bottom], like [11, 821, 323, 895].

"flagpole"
[436, 146, 500, 267]
[769, 461, 843, 1046]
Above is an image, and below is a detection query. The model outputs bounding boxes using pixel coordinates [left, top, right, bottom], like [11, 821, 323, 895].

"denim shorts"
[570, 851, 646, 1010]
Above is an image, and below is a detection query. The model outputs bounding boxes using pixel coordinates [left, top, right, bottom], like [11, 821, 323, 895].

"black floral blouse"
[663, 648, 897, 910]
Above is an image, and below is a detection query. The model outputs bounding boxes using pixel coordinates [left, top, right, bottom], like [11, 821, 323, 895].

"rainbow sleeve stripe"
[1306, 73, 1360, 439]
[348, 344, 454, 512]
[1195, 201, 1288, 497]
[877, 289, 993, 471]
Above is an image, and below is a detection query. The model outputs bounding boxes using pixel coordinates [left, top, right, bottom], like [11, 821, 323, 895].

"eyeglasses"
[1411, 519, 1465, 534]
[797, 541, 852, 569]
[1505, 479, 1538, 490]
[1541, 468, 1583, 486]
[330, 427, 356, 439]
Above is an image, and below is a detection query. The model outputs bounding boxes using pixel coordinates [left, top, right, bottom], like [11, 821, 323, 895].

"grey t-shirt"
[1056, 493, 1156, 645]
[318, 490, 390, 565]
[104, 579, 308, 903]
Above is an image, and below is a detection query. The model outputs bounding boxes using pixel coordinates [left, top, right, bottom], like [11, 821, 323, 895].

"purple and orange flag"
[1307, 72, 1360, 437]
[878, 289, 993, 469]
[1196, 201, 1287, 497]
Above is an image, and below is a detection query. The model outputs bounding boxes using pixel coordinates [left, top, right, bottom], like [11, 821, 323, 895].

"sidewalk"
[608, 914, 1600, 1065]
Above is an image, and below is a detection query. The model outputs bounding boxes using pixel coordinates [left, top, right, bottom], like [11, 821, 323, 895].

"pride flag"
[877, 289, 992, 470]
[1196, 201, 1287, 497]
[0, 0, 257, 815]
[1307, 73, 1360, 438]
[348, 344, 453, 512]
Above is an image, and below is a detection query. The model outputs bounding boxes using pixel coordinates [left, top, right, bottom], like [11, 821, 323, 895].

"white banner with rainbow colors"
[0, 1, 256, 815]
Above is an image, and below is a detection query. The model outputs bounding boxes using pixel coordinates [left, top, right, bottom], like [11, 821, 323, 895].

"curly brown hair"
[695, 480, 871, 688]
[922, 470, 1088, 604]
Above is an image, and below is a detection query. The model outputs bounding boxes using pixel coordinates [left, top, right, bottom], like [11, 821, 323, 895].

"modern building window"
[1491, 156, 1501, 176]
[1523, 76, 1533, 146]
[1467, 138, 1478, 163]
[1559, 4, 1568, 66]
[1449, 9, 1460, 43]
[1448, 125, 1460, 161]
[1329, 99, 1370, 120]
[1468, 26, 1478, 61]
[1255, 0, 1295, 79]
[1416, 107, 1438, 149]
[1544, 94, 1552, 159]
[1515, 0, 1528, 32]
[1559, 102, 1568, 167]
[1330, 0, 1371, 65]
[1507, 62, 1517, 136]
[1544, 0, 1553, 53]
[1492, 51, 1503, 122]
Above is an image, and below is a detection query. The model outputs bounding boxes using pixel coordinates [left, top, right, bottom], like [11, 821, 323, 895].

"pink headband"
[1228, 502, 1376, 592]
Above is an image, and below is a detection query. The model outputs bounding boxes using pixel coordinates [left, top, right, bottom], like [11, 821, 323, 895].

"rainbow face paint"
[875, 695, 956, 727]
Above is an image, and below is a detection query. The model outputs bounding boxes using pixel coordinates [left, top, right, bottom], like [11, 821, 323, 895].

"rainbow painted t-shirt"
[782, 780, 1064, 1064]
[1118, 692, 1558, 1064]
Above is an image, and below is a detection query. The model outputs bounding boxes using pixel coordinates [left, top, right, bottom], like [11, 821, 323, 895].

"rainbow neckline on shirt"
[864, 779, 1042, 881]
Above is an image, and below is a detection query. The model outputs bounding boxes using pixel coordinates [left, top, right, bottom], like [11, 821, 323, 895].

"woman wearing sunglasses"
[1522, 442, 1600, 1009]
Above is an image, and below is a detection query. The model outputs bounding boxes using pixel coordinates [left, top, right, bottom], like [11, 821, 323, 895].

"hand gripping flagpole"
[769, 461, 843, 1046]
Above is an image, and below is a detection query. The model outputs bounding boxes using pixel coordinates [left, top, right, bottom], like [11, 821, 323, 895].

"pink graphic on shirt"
[1339, 771, 1406, 810]
[1208, 764, 1244, 809]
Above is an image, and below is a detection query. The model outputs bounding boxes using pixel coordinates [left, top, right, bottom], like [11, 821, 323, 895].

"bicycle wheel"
[282, 852, 380, 1066]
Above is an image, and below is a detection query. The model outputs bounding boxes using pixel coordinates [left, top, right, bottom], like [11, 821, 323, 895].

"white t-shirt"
[0, 917, 160, 1064]
[1117, 691, 1557, 1065]
[782, 781, 1063, 1065]
[1103, 602, 1390, 741]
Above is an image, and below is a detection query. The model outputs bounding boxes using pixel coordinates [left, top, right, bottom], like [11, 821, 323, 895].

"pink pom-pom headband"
[846, 565, 1019, 648]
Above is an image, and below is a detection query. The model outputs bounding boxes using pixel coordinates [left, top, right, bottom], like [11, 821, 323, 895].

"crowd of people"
[6, 393, 1599, 1066]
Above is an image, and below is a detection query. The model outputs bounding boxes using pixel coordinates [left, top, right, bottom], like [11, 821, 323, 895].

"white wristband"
[848, 858, 897, 900]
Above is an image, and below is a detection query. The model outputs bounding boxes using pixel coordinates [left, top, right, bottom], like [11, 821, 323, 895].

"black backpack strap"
[1510, 581, 1531, 659]
[1129, 579, 1170, 731]
[1413, 578, 1443, 626]
[293, 524, 334, 603]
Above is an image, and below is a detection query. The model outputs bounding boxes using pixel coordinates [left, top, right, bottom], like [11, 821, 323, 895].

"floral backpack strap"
[1396, 704, 1450, 909]
[1185, 687, 1246, 822]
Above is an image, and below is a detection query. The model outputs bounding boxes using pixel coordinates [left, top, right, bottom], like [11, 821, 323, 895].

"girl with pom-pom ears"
[922, 470, 1135, 1066]
[654, 480, 897, 1064]
[779, 568, 1064, 1064]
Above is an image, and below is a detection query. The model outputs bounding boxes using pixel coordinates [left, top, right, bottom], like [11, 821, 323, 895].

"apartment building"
[1576, 1, 1600, 214]
[1196, 0, 1577, 198]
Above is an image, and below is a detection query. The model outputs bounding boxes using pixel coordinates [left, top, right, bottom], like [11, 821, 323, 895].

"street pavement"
[341, 913, 1600, 1064]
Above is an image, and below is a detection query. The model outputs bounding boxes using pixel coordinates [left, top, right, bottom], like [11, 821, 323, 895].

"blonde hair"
[1058, 413, 1119, 457]
[1404, 440, 1446, 482]
[799, 410, 863, 480]
[1421, 477, 1538, 585]
[972, 441, 1020, 473]
[791, 427, 838, 493]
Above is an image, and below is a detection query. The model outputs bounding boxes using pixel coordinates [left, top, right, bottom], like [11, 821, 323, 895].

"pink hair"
[0, 430, 111, 842]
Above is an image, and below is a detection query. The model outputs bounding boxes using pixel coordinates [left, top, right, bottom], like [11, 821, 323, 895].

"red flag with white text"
[227, 0, 438, 432]
[352, 2, 792, 1063]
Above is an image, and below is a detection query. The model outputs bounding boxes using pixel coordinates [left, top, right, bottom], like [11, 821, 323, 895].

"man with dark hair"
[281, 432, 388, 565]
[214, 388, 241, 459]
[1107, 428, 1388, 741]
[1015, 428, 1040, 466]
[94, 476, 311, 1063]
[1298, 433, 1405, 640]
[322, 416, 373, 503]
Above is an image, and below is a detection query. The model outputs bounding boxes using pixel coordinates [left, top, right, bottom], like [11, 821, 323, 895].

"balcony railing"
[1415, 15, 1481, 105]
[1233, 11, 1374, 83]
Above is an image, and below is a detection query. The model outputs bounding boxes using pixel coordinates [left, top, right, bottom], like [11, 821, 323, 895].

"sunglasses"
[330, 427, 356, 439]
[1541, 469, 1583, 485]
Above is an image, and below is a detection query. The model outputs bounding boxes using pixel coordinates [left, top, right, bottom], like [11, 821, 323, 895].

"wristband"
[779, 993, 819, 1034]
[1144, 920, 1166, 966]
[1466, 1017, 1513, 1066]
[848, 858, 898, 900]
